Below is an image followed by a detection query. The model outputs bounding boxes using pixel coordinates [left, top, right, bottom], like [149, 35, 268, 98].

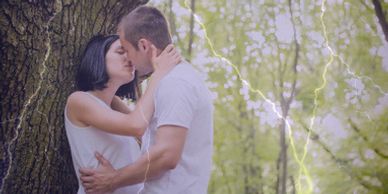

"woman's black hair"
[76, 34, 137, 100]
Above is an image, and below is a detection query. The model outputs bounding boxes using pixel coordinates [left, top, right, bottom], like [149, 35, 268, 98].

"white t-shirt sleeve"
[155, 77, 197, 129]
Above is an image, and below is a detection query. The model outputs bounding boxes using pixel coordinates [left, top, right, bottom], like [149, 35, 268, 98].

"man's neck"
[138, 72, 152, 82]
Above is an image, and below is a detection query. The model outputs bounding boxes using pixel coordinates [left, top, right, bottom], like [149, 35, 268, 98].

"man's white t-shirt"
[141, 61, 214, 194]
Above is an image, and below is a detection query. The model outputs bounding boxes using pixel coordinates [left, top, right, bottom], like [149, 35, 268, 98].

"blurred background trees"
[150, 0, 388, 193]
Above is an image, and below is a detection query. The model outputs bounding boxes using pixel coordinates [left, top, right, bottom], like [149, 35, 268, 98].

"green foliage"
[149, 0, 388, 193]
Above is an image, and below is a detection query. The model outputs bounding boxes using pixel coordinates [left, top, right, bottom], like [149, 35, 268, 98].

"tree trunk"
[372, 0, 388, 42]
[276, 1, 299, 193]
[187, 0, 195, 61]
[168, 0, 184, 51]
[0, 0, 146, 193]
[277, 120, 288, 194]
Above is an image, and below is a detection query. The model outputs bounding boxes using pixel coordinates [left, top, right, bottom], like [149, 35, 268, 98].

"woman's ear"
[138, 38, 150, 53]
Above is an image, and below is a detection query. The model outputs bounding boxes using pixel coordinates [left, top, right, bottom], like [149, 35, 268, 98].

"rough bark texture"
[0, 0, 147, 193]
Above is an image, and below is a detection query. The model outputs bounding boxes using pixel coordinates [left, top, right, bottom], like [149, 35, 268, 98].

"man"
[79, 5, 214, 194]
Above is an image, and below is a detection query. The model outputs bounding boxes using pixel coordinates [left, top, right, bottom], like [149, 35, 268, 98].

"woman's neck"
[89, 83, 119, 107]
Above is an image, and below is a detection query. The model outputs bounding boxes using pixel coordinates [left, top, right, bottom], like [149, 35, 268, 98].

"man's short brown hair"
[120, 6, 172, 50]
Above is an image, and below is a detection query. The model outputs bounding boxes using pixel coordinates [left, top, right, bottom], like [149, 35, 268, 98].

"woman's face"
[105, 40, 135, 84]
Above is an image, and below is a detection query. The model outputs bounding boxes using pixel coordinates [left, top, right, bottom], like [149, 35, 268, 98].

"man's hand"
[79, 152, 118, 194]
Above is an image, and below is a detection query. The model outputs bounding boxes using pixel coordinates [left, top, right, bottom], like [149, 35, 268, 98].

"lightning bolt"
[143, 0, 386, 193]
[295, 1, 334, 192]
[138, 0, 311, 192]
[0, 5, 59, 192]
[341, 56, 387, 95]
[297, 0, 387, 192]
[182, 0, 314, 193]
[339, 17, 388, 96]
[136, 105, 151, 194]
[136, 128, 151, 194]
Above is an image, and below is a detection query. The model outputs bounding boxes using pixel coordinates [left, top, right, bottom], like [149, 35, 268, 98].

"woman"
[64, 34, 180, 194]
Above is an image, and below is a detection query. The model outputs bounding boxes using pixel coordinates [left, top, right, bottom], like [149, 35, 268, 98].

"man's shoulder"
[162, 61, 202, 86]
[156, 62, 199, 98]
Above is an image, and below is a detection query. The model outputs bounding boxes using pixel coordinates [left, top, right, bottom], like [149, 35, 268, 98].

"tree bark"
[0, 0, 146, 193]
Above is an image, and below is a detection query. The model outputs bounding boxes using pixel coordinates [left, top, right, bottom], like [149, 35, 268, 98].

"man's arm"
[114, 125, 187, 187]
[80, 125, 187, 193]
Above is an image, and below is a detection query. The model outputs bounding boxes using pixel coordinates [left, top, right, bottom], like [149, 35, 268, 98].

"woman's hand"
[130, 44, 181, 131]
[151, 44, 181, 79]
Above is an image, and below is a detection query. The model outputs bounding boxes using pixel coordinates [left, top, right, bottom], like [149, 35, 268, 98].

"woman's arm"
[111, 96, 132, 114]
[129, 44, 181, 131]
[67, 44, 181, 137]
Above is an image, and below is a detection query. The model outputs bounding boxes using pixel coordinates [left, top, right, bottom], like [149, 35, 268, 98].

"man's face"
[119, 30, 153, 77]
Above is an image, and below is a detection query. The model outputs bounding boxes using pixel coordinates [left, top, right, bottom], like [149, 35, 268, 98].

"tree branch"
[187, 0, 195, 61]
[348, 118, 388, 159]
[372, 0, 388, 42]
[299, 121, 376, 190]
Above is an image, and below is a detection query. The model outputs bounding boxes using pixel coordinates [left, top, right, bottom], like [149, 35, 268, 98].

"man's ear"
[138, 38, 150, 53]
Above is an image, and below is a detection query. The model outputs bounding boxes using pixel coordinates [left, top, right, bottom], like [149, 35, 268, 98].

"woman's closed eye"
[116, 49, 125, 55]
[115, 45, 127, 55]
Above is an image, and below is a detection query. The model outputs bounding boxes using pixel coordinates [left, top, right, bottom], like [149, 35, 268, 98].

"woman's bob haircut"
[76, 34, 137, 100]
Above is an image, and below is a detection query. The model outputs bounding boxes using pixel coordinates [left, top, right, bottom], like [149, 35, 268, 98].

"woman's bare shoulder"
[66, 91, 94, 109]
[66, 91, 91, 127]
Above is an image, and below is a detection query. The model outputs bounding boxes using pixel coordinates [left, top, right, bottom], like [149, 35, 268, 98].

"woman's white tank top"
[64, 92, 142, 194]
